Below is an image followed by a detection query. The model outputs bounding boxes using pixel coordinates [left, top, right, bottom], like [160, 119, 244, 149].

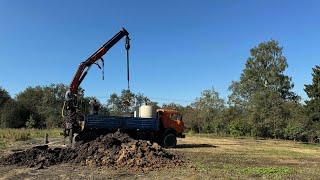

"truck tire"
[163, 133, 177, 148]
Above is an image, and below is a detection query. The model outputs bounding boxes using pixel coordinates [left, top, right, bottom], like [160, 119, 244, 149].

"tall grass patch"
[0, 128, 61, 141]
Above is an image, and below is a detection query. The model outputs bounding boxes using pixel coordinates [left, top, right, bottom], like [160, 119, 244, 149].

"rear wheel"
[163, 133, 177, 148]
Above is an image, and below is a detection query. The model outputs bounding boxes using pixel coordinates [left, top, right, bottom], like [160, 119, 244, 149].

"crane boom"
[69, 28, 130, 94]
[63, 28, 130, 143]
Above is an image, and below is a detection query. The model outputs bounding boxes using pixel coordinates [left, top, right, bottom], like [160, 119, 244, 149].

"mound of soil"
[0, 132, 183, 171]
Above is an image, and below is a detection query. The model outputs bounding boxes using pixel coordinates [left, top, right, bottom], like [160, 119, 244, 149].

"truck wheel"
[163, 133, 177, 148]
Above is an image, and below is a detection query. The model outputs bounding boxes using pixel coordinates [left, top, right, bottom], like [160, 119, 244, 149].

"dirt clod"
[0, 132, 182, 172]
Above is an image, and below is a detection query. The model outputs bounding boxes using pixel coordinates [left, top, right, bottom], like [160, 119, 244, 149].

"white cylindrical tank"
[139, 105, 156, 118]
[134, 108, 139, 117]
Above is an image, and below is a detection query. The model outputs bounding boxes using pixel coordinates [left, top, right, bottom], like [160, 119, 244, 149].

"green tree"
[107, 93, 122, 114]
[16, 86, 45, 127]
[229, 118, 250, 137]
[283, 102, 309, 141]
[162, 103, 184, 111]
[304, 65, 320, 142]
[229, 40, 298, 138]
[305, 65, 320, 121]
[106, 90, 135, 114]
[120, 89, 136, 112]
[180, 106, 198, 132]
[16, 84, 69, 128]
[191, 88, 225, 133]
[135, 93, 152, 107]
[41, 84, 68, 128]
[0, 87, 31, 128]
[107, 90, 155, 115]
[0, 87, 11, 108]
[0, 100, 29, 128]
[224, 106, 249, 136]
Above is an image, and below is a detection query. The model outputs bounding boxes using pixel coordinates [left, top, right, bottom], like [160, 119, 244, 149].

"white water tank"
[134, 107, 139, 117]
[139, 105, 155, 118]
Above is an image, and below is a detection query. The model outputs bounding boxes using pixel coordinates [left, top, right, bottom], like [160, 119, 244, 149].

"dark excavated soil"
[0, 132, 183, 172]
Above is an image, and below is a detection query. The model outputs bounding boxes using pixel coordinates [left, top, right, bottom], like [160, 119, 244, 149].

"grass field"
[0, 133, 320, 179]
[0, 128, 61, 152]
[166, 134, 320, 179]
[0, 128, 61, 141]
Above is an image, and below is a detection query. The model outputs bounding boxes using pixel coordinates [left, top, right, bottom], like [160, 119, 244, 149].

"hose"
[61, 101, 66, 118]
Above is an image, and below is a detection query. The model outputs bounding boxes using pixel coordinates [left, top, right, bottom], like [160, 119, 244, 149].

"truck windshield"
[170, 113, 182, 121]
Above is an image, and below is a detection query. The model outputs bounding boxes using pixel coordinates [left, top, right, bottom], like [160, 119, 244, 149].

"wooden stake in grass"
[44, 133, 49, 144]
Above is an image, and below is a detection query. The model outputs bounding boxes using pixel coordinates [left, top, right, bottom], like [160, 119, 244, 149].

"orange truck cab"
[157, 109, 185, 138]
[156, 109, 185, 147]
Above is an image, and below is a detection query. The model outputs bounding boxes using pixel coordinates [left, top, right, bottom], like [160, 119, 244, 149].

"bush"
[0, 101, 30, 128]
[284, 122, 307, 141]
[229, 119, 251, 137]
[26, 115, 36, 128]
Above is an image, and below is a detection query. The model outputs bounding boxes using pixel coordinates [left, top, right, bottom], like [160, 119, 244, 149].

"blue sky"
[0, 0, 319, 105]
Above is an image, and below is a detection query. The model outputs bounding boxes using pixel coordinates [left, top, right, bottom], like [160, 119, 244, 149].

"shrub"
[26, 115, 36, 128]
[0, 101, 30, 128]
[229, 118, 251, 137]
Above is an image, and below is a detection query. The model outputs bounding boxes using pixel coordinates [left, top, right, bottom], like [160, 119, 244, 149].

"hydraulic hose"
[61, 101, 67, 118]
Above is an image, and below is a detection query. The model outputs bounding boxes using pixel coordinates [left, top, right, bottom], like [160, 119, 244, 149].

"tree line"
[0, 40, 319, 142]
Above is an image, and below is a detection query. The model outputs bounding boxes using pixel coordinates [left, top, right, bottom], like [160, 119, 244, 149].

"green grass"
[188, 132, 253, 140]
[263, 149, 310, 158]
[220, 164, 294, 177]
[240, 166, 294, 176]
[299, 142, 320, 149]
[0, 132, 319, 179]
[0, 140, 6, 149]
[0, 128, 61, 141]
[168, 134, 320, 179]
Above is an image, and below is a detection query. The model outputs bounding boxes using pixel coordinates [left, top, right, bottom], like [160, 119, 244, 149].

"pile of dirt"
[0, 132, 183, 171]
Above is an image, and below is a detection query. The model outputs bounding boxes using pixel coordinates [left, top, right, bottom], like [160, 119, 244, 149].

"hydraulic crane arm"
[62, 28, 130, 142]
[69, 28, 130, 95]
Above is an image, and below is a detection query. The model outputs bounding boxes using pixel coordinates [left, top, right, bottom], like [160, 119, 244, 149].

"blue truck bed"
[84, 115, 160, 131]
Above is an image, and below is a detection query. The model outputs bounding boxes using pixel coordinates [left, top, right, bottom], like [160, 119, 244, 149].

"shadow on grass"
[175, 144, 217, 149]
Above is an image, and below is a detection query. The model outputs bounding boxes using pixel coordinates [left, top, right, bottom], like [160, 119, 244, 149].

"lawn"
[0, 132, 320, 179]
[161, 134, 320, 179]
